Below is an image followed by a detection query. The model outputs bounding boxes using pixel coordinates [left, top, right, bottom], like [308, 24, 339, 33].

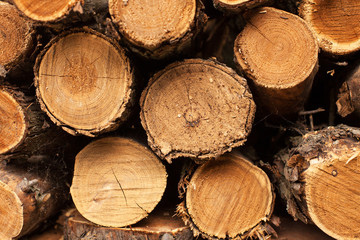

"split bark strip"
[0, 84, 67, 163]
[234, 7, 319, 116]
[273, 125, 360, 240]
[70, 137, 167, 228]
[140, 58, 256, 163]
[213, 0, 272, 13]
[34, 28, 135, 137]
[337, 62, 360, 117]
[109, 0, 207, 59]
[0, 163, 67, 239]
[0, 1, 34, 73]
[63, 208, 193, 240]
[299, 0, 360, 57]
[177, 152, 275, 239]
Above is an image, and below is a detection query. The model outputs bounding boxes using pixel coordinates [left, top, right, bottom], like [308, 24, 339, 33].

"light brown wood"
[0, 84, 67, 163]
[0, 1, 33, 71]
[13, 0, 80, 22]
[178, 152, 274, 239]
[274, 125, 360, 240]
[0, 163, 67, 239]
[109, 0, 206, 59]
[234, 7, 319, 115]
[35, 29, 135, 137]
[70, 137, 167, 228]
[299, 0, 360, 57]
[140, 59, 255, 162]
[337, 62, 360, 117]
[213, 0, 272, 13]
[64, 208, 193, 240]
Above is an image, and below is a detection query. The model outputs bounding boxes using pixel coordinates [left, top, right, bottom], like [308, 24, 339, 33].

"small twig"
[299, 108, 325, 115]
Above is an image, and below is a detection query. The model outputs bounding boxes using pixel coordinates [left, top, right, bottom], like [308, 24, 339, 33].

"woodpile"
[0, 0, 359, 240]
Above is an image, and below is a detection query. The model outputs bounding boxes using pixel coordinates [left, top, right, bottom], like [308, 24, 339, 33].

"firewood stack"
[0, 0, 359, 239]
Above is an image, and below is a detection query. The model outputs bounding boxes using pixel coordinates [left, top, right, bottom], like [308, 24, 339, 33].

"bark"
[109, 0, 207, 59]
[177, 152, 275, 240]
[64, 208, 193, 240]
[234, 7, 319, 116]
[299, 0, 360, 57]
[0, 1, 34, 73]
[273, 125, 360, 240]
[140, 58, 255, 163]
[34, 28, 135, 137]
[70, 137, 167, 228]
[213, 0, 273, 13]
[0, 162, 68, 239]
[0, 84, 68, 163]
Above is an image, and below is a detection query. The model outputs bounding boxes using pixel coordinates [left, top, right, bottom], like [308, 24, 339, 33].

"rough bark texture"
[70, 137, 167, 228]
[64, 208, 193, 240]
[299, 0, 360, 57]
[177, 152, 275, 240]
[0, 1, 34, 73]
[273, 125, 360, 240]
[109, 0, 207, 59]
[0, 84, 68, 163]
[34, 28, 135, 137]
[234, 7, 319, 116]
[213, 0, 273, 13]
[336, 62, 360, 117]
[0, 162, 68, 239]
[140, 58, 255, 162]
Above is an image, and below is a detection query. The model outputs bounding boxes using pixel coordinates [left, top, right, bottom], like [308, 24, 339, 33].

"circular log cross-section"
[140, 59, 255, 162]
[0, 2, 33, 71]
[64, 209, 193, 240]
[0, 88, 26, 155]
[234, 7, 318, 115]
[274, 125, 360, 240]
[183, 153, 274, 239]
[70, 137, 167, 227]
[213, 0, 271, 13]
[299, 0, 360, 56]
[35, 30, 134, 137]
[13, 0, 80, 22]
[109, 0, 202, 58]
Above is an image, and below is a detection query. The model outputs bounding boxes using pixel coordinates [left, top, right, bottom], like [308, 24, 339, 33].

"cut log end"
[299, 0, 360, 56]
[13, 0, 80, 22]
[182, 153, 274, 239]
[0, 181, 23, 240]
[234, 7, 318, 115]
[70, 137, 167, 227]
[0, 1, 33, 71]
[0, 89, 26, 155]
[64, 208, 193, 240]
[35, 29, 134, 137]
[140, 59, 255, 162]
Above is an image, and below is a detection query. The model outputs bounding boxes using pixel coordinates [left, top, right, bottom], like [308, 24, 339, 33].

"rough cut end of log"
[180, 152, 274, 239]
[274, 125, 360, 240]
[35, 29, 134, 137]
[234, 7, 318, 115]
[140, 58, 255, 162]
[213, 0, 272, 13]
[0, 1, 33, 71]
[299, 0, 360, 56]
[336, 63, 360, 117]
[13, 0, 80, 22]
[109, 0, 205, 59]
[0, 88, 26, 155]
[70, 137, 167, 228]
[64, 208, 193, 240]
[0, 181, 23, 240]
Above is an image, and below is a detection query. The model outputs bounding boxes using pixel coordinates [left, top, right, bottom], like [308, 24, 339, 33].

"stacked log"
[1, 0, 360, 239]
